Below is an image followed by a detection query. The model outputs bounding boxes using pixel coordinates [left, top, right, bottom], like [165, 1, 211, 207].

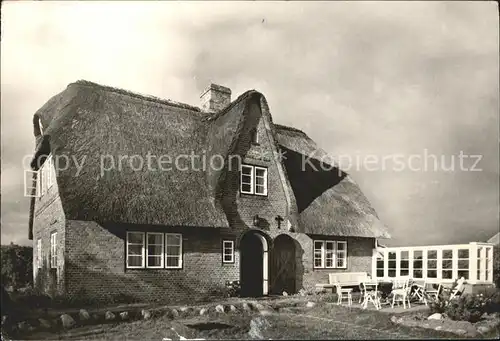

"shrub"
[1, 243, 33, 291]
[428, 288, 452, 314]
[493, 246, 500, 288]
[445, 294, 488, 323]
[484, 289, 500, 314]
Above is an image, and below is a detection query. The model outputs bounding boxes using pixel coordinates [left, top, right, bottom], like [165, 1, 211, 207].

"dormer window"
[250, 128, 259, 144]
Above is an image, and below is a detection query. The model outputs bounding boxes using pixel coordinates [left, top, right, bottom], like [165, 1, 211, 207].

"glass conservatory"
[372, 242, 495, 284]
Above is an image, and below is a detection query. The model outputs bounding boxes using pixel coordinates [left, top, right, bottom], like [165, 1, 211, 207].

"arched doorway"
[240, 231, 268, 297]
[270, 234, 297, 295]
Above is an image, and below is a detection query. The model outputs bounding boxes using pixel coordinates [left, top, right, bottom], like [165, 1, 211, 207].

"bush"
[428, 290, 450, 314]
[484, 289, 500, 314]
[445, 294, 487, 323]
[493, 246, 500, 288]
[1, 243, 33, 291]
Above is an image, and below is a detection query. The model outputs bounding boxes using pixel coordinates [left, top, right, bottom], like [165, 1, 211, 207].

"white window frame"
[126, 232, 145, 269]
[146, 232, 164, 269]
[240, 165, 254, 194]
[165, 233, 183, 269]
[50, 232, 57, 269]
[46, 155, 55, 190]
[240, 164, 268, 196]
[37, 238, 42, 269]
[222, 240, 234, 263]
[313, 240, 348, 269]
[254, 166, 268, 196]
[24, 170, 41, 198]
[336, 241, 347, 268]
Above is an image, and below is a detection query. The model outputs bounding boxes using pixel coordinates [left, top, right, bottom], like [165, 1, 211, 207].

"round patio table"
[377, 281, 393, 300]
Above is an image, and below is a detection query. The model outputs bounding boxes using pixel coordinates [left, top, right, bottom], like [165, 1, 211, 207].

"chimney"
[200, 83, 231, 112]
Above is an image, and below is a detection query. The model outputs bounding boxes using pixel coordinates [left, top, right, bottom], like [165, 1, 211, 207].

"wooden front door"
[270, 235, 296, 295]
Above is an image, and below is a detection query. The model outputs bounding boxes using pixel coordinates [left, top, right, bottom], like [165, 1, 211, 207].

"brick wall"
[221, 100, 289, 232]
[32, 176, 66, 296]
[65, 221, 241, 303]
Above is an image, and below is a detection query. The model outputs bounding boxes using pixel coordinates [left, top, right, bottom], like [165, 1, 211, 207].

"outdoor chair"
[360, 281, 381, 310]
[391, 277, 412, 309]
[449, 277, 466, 300]
[335, 284, 353, 306]
[410, 280, 428, 305]
[425, 283, 442, 301]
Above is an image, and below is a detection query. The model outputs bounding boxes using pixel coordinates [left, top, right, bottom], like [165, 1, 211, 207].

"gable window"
[240, 165, 254, 194]
[166, 234, 182, 269]
[38, 154, 55, 198]
[250, 128, 259, 144]
[254, 167, 268, 195]
[313, 240, 347, 269]
[240, 164, 268, 196]
[146, 233, 164, 268]
[50, 232, 57, 269]
[36, 239, 42, 269]
[222, 240, 234, 263]
[127, 232, 145, 268]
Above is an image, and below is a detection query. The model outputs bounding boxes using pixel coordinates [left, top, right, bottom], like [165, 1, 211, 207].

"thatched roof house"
[29, 80, 390, 301]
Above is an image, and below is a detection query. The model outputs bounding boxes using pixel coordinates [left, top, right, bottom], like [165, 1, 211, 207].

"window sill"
[239, 193, 268, 199]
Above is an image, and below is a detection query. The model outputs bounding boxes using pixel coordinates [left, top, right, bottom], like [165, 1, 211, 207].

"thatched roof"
[274, 126, 390, 238]
[29, 80, 390, 239]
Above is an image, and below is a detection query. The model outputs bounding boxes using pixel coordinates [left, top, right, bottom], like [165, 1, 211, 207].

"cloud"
[1, 1, 498, 246]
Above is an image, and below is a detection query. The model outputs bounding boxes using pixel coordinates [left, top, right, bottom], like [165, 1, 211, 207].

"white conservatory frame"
[372, 242, 494, 285]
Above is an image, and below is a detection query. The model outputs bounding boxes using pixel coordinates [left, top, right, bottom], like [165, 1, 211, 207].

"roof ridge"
[70, 80, 202, 112]
[204, 89, 260, 122]
[274, 124, 308, 135]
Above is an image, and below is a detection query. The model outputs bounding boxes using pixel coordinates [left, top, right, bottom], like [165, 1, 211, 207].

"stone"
[282, 291, 288, 297]
[179, 306, 190, 313]
[105, 311, 115, 321]
[38, 318, 51, 329]
[248, 316, 271, 339]
[435, 326, 443, 331]
[455, 329, 467, 336]
[168, 322, 199, 340]
[427, 313, 442, 320]
[254, 303, 266, 311]
[141, 309, 152, 320]
[242, 303, 252, 311]
[199, 308, 208, 316]
[171, 309, 179, 318]
[306, 301, 316, 308]
[119, 312, 129, 320]
[215, 304, 225, 313]
[477, 325, 493, 334]
[390, 316, 398, 324]
[60, 314, 76, 328]
[79, 309, 90, 321]
[260, 310, 273, 316]
[229, 305, 237, 312]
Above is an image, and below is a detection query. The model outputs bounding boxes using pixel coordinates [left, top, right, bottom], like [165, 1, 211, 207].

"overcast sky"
[1, 1, 499, 247]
